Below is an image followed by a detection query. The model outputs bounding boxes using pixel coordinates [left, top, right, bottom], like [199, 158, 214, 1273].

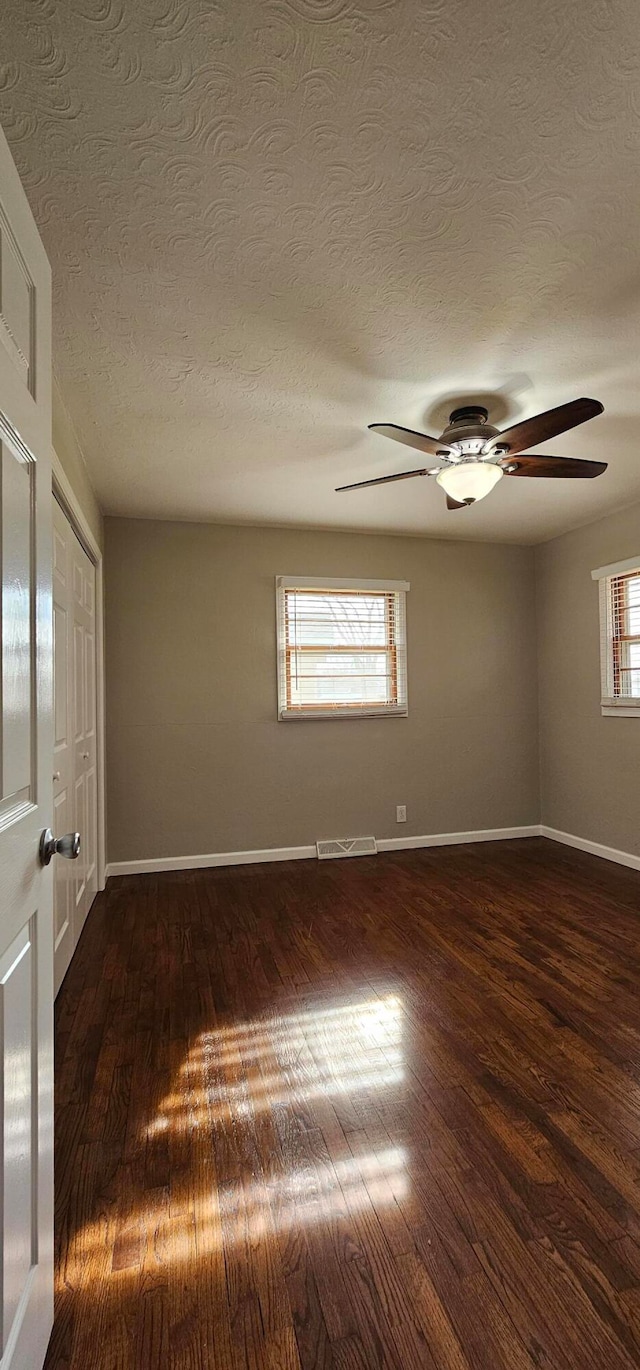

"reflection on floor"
[47, 839, 640, 1368]
[72, 996, 408, 1273]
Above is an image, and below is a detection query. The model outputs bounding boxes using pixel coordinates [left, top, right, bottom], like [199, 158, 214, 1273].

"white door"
[53, 498, 97, 994]
[0, 126, 55, 1366]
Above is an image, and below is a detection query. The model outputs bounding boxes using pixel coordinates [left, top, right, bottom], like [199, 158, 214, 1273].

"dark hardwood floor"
[46, 837, 640, 1369]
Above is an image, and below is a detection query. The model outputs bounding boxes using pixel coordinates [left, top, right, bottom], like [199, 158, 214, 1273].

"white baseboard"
[377, 825, 540, 853]
[105, 825, 540, 879]
[105, 845, 317, 877]
[540, 825, 640, 873]
[105, 825, 640, 882]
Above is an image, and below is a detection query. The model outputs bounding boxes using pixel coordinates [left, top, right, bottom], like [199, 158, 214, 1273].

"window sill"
[278, 707, 408, 722]
[601, 704, 640, 717]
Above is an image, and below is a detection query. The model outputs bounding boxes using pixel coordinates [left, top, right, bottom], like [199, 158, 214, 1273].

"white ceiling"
[2, 0, 640, 543]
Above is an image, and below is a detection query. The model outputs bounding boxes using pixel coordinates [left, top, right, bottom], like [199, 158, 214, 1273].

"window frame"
[592, 556, 640, 716]
[275, 576, 409, 721]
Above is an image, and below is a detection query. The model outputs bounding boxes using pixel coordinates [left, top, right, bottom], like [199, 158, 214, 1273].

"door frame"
[51, 451, 106, 893]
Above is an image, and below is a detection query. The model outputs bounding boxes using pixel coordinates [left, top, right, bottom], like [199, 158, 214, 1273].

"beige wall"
[105, 518, 539, 863]
[536, 501, 640, 856]
[53, 377, 103, 549]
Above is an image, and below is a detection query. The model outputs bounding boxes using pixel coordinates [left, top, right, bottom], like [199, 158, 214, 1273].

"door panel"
[0, 204, 35, 396]
[0, 435, 42, 1357]
[52, 500, 73, 990]
[1, 921, 35, 1355]
[73, 772, 86, 916]
[52, 497, 97, 992]
[53, 607, 67, 751]
[70, 525, 97, 945]
[84, 631, 95, 745]
[52, 785, 71, 955]
[85, 761, 96, 893]
[0, 122, 54, 1369]
[0, 418, 52, 1369]
[2, 443, 33, 808]
[73, 623, 82, 743]
[52, 506, 73, 988]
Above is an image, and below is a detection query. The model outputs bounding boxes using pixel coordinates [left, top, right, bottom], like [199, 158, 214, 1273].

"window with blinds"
[276, 577, 409, 720]
[592, 558, 640, 716]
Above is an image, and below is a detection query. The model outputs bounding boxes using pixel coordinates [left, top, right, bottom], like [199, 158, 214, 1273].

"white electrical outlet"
[396, 805, 407, 823]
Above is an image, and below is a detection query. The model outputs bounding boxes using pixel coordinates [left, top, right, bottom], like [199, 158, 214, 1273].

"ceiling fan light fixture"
[435, 461, 503, 505]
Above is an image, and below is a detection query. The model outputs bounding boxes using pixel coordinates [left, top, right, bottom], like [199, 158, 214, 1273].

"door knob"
[39, 829, 81, 867]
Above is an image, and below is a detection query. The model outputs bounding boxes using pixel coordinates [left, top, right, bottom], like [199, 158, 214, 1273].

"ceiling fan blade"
[446, 494, 467, 509]
[485, 398, 603, 455]
[336, 467, 430, 492]
[500, 454, 607, 478]
[369, 423, 454, 458]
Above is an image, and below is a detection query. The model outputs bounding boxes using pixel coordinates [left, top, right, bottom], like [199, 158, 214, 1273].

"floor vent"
[316, 836, 377, 860]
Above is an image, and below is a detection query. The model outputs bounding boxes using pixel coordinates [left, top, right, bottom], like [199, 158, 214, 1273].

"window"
[276, 576, 409, 720]
[592, 557, 640, 715]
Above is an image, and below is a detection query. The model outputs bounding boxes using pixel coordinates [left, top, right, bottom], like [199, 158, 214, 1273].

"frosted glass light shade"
[436, 461, 503, 504]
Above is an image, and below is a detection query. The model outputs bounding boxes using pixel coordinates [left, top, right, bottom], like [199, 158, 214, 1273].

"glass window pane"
[288, 651, 394, 706]
[286, 593, 389, 648]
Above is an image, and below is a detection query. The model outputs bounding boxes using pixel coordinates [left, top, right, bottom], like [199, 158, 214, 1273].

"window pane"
[286, 593, 389, 648]
[620, 640, 640, 697]
[623, 601, 640, 636]
[616, 575, 640, 635]
[288, 651, 394, 707]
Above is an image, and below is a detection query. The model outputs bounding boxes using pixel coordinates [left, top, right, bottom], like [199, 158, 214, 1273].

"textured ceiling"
[1, 0, 640, 542]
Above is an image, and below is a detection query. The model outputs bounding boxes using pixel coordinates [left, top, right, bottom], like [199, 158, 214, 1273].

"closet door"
[53, 497, 97, 995]
[71, 520, 97, 940]
[52, 500, 74, 992]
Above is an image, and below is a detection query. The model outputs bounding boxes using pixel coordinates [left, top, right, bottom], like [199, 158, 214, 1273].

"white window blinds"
[592, 558, 640, 715]
[276, 577, 409, 720]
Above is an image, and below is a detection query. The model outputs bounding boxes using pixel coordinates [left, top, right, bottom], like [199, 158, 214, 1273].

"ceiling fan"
[336, 398, 606, 509]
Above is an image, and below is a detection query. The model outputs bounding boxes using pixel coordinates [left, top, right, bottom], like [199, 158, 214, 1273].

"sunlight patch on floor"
[148, 993, 405, 1133]
[67, 991, 409, 1286]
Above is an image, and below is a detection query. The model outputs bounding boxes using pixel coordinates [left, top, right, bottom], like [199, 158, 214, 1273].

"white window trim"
[592, 557, 640, 717]
[276, 576, 410, 721]
[591, 556, 640, 582]
[277, 576, 410, 593]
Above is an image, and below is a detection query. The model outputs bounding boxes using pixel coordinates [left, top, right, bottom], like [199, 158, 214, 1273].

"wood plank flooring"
[46, 837, 640, 1368]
